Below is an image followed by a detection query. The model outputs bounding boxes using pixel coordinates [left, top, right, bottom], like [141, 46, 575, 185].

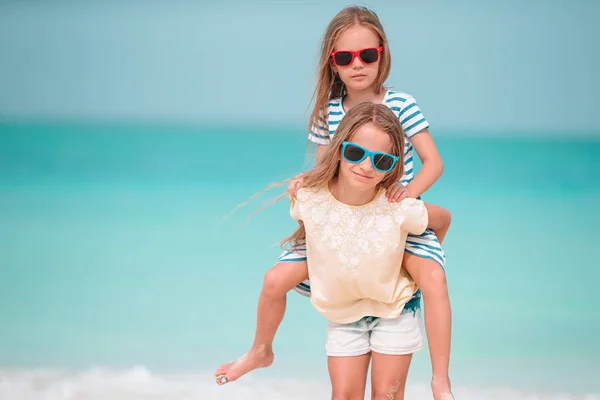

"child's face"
[332, 25, 381, 93]
[338, 123, 393, 191]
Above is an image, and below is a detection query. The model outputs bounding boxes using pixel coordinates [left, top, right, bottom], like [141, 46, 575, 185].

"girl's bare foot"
[215, 345, 274, 385]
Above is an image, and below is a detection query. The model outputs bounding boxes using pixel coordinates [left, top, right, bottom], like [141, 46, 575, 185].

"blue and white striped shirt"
[308, 90, 430, 185]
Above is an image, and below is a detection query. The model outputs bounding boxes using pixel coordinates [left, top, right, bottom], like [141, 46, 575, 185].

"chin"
[346, 79, 377, 92]
[350, 178, 379, 192]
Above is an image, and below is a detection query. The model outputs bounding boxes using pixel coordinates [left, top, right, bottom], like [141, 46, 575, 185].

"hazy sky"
[1, 0, 598, 134]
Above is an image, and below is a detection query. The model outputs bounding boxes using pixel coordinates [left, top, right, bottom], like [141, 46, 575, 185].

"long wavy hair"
[282, 102, 405, 250]
[307, 6, 391, 135]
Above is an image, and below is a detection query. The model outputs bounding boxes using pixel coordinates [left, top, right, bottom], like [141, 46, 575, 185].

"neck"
[329, 179, 379, 206]
[344, 85, 383, 109]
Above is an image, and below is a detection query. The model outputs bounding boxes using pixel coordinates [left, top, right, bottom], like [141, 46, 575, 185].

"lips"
[351, 74, 366, 79]
[352, 171, 372, 180]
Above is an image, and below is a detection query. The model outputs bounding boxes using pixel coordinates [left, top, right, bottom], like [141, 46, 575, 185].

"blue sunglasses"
[341, 141, 399, 173]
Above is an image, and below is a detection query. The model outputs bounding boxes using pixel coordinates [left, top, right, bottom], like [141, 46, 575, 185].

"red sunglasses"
[330, 47, 383, 66]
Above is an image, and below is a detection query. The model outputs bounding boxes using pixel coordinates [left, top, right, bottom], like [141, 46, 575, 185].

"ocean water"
[0, 122, 599, 399]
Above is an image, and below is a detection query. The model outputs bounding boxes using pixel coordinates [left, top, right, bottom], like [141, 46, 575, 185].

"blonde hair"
[283, 102, 405, 249]
[307, 5, 391, 134]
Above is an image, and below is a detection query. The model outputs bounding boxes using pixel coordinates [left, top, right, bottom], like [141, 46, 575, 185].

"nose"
[352, 53, 364, 69]
[357, 156, 373, 172]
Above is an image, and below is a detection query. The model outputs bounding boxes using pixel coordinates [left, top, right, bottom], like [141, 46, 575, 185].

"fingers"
[287, 179, 302, 198]
[386, 184, 407, 203]
[397, 191, 409, 202]
[391, 191, 408, 203]
[287, 174, 307, 197]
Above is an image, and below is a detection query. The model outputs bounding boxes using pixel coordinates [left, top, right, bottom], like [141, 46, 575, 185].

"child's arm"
[386, 89, 444, 203]
[423, 202, 451, 244]
[315, 144, 328, 165]
[385, 131, 443, 202]
[406, 130, 444, 199]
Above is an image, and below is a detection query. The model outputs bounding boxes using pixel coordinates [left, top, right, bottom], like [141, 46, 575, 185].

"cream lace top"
[290, 186, 428, 324]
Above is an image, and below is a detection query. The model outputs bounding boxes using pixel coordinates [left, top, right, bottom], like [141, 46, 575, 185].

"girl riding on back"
[216, 5, 454, 400]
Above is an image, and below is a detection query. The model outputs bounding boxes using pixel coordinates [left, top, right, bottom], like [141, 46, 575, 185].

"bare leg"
[370, 351, 413, 400]
[328, 353, 371, 400]
[403, 253, 453, 400]
[215, 260, 308, 384]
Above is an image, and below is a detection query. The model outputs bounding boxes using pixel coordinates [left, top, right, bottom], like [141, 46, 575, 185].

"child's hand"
[385, 182, 410, 203]
[287, 174, 305, 198]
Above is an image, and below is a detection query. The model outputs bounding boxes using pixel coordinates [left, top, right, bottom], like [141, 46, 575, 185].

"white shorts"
[326, 310, 424, 357]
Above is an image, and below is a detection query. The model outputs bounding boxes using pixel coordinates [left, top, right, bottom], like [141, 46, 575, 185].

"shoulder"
[397, 197, 425, 210]
[296, 186, 328, 204]
[369, 193, 425, 229]
[389, 197, 425, 216]
[384, 89, 417, 113]
[370, 189, 399, 213]
[292, 186, 330, 221]
[312, 98, 342, 124]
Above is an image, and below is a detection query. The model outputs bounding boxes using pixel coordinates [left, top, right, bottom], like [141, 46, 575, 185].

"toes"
[216, 375, 229, 385]
[214, 362, 233, 376]
[223, 365, 242, 382]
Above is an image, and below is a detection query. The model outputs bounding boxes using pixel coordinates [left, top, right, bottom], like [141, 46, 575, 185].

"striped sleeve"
[398, 96, 430, 138]
[308, 109, 330, 145]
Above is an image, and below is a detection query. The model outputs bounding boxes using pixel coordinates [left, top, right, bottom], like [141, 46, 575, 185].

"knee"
[262, 267, 288, 297]
[421, 265, 448, 293]
[372, 379, 407, 400]
[371, 385, 406, 399]
[443, 209, 452, 228]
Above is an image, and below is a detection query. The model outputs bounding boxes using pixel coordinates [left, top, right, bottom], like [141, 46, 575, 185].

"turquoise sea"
[1, 123, 599, 399]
